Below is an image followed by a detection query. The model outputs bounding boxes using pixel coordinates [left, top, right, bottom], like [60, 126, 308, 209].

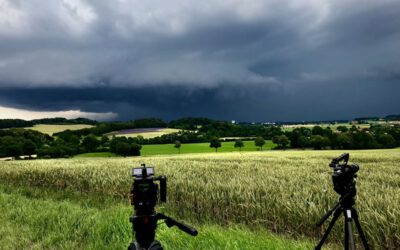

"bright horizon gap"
[0, 105, 117, 121]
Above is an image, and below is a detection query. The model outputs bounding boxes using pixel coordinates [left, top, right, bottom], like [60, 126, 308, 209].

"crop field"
[141, 140, 275, 156]
[106, 128, 182, 139]
[25, 124, 94, 135]
[281, 123, 371, 132]
[0, 149, 399, 249]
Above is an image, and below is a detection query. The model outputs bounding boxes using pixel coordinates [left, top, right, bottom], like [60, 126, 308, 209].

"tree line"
[0, 129, 142, 158]
[0, 118, 97, 129]
[1, 117, 399, 159]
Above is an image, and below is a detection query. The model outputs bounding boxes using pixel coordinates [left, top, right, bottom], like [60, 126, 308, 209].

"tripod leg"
[352, 209, 370, 250]
[344, 215, 349, 250]
[315, 208, 342, 250]
[344, 209, 355, 250]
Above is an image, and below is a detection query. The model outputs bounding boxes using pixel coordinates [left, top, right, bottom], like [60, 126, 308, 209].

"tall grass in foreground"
[0, 149, 399, 248]
[0, 185, 316, 250]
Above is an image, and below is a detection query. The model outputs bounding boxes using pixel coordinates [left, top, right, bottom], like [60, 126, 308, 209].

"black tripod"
[128, 164, 197, 250]
[315, 192, 370, 250]
[128, 212, 198, 250]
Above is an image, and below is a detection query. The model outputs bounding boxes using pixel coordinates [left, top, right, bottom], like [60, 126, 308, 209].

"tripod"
[128, 212, 198, 250]
[128, 164, 198, 250]
[315, 192, 370, 250]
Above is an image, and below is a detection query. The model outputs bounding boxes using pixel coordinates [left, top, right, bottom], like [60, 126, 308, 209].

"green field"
[1, 149, 399, 249]
[141, 140, 275, 156]
[73, 140, 275, 158]
[74, 152, 118, 158]
[25, 124, 94, 135]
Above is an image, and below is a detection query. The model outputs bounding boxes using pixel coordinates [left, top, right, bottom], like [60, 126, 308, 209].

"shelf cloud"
[1, 0, 399, 121]
[0, 105, 117, 121]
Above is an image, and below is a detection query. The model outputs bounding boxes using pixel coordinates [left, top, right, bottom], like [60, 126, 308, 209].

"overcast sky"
[0, 0, 399, 121]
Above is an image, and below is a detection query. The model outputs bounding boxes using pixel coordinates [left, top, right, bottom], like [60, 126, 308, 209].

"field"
[74, 152, 117, 158]
[141, 140, 275, 156]
[1, 149, 399, 249]
[106, 128, 181, 139]
[25, 124, 94, 135]
[281, 123, 371, 132]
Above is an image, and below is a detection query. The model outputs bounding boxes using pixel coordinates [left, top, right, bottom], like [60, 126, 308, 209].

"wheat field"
[1, 149, 399, 249]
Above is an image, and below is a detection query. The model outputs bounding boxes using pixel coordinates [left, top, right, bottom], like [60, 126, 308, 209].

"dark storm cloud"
[1, 77, 399, 122]
[0, 0, 399, 121]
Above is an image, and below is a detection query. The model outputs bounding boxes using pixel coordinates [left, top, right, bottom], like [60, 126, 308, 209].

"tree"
[337, 126, 349, 133]
[255, 136, 265, 151]
[310, 135, 330, 150]
[278, 135, 290, 149]
[115, 142, 131, 157]
[336, 134, 352, 149]
[101, 136, 109, 145]
[352, 131, 377, 149]
[6, 143, 22, 157]
[209, 137, 221, 152]
[312, 126, 324, 135]
[22, 139, 36, 155]
[129, 143, 142, 156]
[298, 135, 309, 149]
[273, 135, 290, 149]
[377, 133, 396, 148]
[174, 140, 181, 153]
[81, 135, 100, 152]
[234, 139, 244, 151]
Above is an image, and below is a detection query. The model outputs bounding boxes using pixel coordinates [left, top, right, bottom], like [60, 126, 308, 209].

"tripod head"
[129, 164, 197, 250]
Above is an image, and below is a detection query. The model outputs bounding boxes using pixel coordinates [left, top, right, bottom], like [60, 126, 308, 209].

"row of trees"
[171, 137, 266, 153]
[0, 129, 53, 158]
[286, 125, 399, 149]
[0, 118, 97, 129]
[0, 128, 142, 158]
[37, 135, 142, 158]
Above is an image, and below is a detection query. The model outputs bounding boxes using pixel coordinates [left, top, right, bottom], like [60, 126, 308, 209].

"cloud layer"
[0, 105, 117, 121]
[0, 0, 399, 121]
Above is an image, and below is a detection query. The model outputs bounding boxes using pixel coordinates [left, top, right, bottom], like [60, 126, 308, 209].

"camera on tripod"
[329, 153, 359, 196]
[128, 164, 197, 250]
[315, 153, 369, 250]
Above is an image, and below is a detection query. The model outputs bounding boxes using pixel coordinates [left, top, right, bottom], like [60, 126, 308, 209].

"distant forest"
[0, 117, 97, 129]
[1, 116, 399, 159]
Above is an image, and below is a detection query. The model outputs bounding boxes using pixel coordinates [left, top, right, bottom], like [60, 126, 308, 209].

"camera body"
[131, 165, 166, 214]
[329, 153, 359, 196]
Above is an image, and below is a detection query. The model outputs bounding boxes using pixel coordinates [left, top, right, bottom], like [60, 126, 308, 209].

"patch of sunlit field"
[111, 128, 182, 139]
[24, 124, 94, 135]
[281, 123, 371, 132]
[1, 149, 399, 249]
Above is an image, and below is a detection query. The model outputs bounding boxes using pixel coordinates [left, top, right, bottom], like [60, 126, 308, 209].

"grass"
[1, 149, 399, 249]
[141, 140, 275, 156]
[0, 185, 317, 250]
[74, 152, 118, 158]
[108, 128, 182, 139]
[25, 124, 94, 135]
